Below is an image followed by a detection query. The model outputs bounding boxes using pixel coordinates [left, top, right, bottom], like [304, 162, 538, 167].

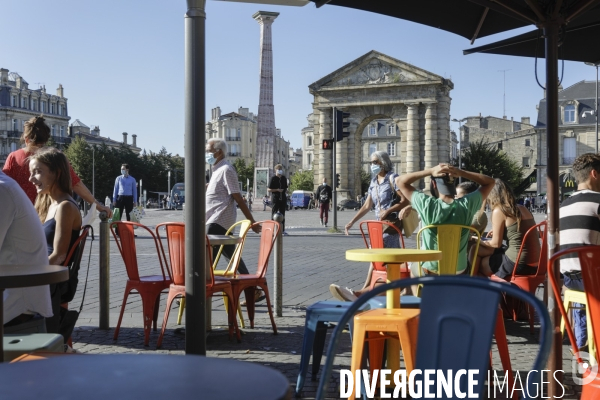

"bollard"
[272, 220, 283, 317]
[99, 211, 110, 330]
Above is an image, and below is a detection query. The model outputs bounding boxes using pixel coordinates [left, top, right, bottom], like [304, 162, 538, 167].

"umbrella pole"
[543, 20, 563, 395]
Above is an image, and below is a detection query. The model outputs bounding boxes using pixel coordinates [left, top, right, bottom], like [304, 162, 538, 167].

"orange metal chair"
[215, 220, 279, 333]
[359, 220, 407, 288]
[111, 221, 172, 346]
[547, 245, 600, 399]
[155, 225, 240, 348]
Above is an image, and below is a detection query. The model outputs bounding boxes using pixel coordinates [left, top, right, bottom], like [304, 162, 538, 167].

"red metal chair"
[547, 246, 600, 399]
[215, 220, 279, 333]
[110, 221, 172, 346]
[155, 224, 240, 348]
[507, 220, 548, 333]
[359, 220, 407, 288]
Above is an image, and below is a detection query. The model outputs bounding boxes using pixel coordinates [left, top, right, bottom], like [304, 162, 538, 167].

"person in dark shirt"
[268, 164, 288, 236]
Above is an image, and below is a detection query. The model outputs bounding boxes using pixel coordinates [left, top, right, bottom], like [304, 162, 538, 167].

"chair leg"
[311, 321, 328, 380]
[113, 287, 131, 341]
[177, 297, 185, 325]
[153, 294, 161, 331]
[156, 291, 179, 349]
[243, 286, 256, 329]
[141, 289, 163, 346]
[494, 309, 515, 399]
[350, 323, 367, 400]
[528, 304, 535, 335]
[397, 319, 419, 375]
[296, 313, 320, 395]
[366, 332, 385, 377]
[237, 304, 245, 329]
[261, 284, 278, 334]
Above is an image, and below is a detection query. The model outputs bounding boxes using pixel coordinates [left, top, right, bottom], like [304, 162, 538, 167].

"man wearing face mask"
[205, 139, 261, 281]
[315, 178, 332, 227]
[268, 164, 289, 235]
[112, 163, 138, 223]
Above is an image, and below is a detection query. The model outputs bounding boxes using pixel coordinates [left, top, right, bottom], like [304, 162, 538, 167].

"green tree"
[289, 169, 314, 193]
[360, 169, 372, 196]
[232, 158, 254, 191]
[460, 139, 525, 195]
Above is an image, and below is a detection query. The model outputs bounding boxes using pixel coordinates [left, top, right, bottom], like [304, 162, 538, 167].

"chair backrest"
[359, 220, 405, 272]
[212, 220, 252, 275]
[62, 225, 92, 268]
[111, 221, 168, 282]
[255, 220, 280, 278]
[416, 224, 481, 276]
[156, 222, 185, 286]
[512, 220, 547, 280]
[315, 276, 552, 400]
[548, 245, 600, 366]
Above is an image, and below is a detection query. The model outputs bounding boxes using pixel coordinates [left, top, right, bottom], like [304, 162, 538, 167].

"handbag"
[382, 175, 403, 235]
[131, 206, 143, 223]
[402, 209, 420, 238]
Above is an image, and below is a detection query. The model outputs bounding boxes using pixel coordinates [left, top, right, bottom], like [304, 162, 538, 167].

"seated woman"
[470, 179, 540, 279]
[29, 147, 82, 337]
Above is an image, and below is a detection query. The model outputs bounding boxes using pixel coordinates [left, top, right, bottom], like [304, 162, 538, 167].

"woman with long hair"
[470, 178, 540, 279]
[3, 115, 111, 216]
[330, 151, 411, 301]
[29, 147, 82, 336]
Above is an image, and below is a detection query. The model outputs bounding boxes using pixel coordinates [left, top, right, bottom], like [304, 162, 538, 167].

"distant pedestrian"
[112, 163, 137, 223]
[316, 178, 332, 227]
[268, 164, 289, 235]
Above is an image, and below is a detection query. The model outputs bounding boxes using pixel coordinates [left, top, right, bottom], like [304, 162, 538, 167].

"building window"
[51, 125, 56, 136]
[369, 143, 377, 157]
[563, 137, 576, 165]
[387, 124, 396, 136]
[11, 95, 17, 106]
[307, 153, 312, 166]
[307, 136, 312, 146]
[31, 99, 37, 111]
[21, 97, 27, 109]
[387, 142, 396, 156]
[498, 141, 503, 150]
[60, 126, 65, 137]
[564, 104, 576, 123]
[50, 103, 55, 114]
[522, 157, 530, 168]
[525, 139, 531, 147]
[369, 125, 377, 136]
[58, 104, 62, 115]
[12, 119, 18, 131]
[41, 101, 46, 113]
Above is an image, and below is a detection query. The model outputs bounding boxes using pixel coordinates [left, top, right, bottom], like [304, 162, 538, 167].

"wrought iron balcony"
[227, 152, 240, 157]
[225, 136, 242, 141]
[6, 130, 20, 138]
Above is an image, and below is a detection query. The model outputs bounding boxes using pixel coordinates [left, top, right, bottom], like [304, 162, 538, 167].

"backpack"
[319, 186, 329, 202]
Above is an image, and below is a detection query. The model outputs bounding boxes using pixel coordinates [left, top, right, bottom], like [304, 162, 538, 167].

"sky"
[2, 1, 597, 156]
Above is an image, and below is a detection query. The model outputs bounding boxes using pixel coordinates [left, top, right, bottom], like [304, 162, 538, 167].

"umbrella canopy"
[464, 7, 600, 63]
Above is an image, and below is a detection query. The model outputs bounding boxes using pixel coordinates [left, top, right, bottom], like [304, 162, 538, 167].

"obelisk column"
[253, 11, 279, 175]
[405, 103, 419, 177]
[424, 103, 437, 188]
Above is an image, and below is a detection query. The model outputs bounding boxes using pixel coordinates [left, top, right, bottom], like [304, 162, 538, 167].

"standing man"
[268, 164, 289, 236]
[558, 153, 600, 352]
[205, 138, 260, 278]
[315, 178, 333, 227]
[112, 163, 137, 222]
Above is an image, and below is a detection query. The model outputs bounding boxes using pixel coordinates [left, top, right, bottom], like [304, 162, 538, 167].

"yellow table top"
[346, 248, 442, 263]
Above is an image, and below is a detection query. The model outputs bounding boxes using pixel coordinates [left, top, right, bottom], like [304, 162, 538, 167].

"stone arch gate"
[308, 50, 454, 200]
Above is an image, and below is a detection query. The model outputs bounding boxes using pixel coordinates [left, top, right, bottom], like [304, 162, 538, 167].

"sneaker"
[329, 284, 358, 302]
[320, 219, 323, 226]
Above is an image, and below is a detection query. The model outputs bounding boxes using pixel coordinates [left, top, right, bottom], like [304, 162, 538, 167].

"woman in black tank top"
[28, 147, 82, 338]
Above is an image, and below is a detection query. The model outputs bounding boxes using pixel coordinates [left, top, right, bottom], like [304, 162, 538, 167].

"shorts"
[489, 248, 536, 280]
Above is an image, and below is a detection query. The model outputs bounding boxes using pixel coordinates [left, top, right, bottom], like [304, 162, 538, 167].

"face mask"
[205, 152, 216, 165]
[371, 164, 381, 175]
[121, 170, 127, 176]
[276, 170, 283, 175]
[322, 182, 327, 186]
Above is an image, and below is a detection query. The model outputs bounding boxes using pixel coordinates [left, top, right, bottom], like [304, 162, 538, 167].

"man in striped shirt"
[559, 153, 600, 350]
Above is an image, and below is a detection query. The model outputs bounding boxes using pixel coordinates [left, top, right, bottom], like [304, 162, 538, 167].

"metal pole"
[596, 64, 598, 153]
[184, 0, 207, 356]
[99, 210, 110, 330]
[168, 171, 171, 208]
[458, 121, 462, 183]
[332, 107, 337, 231]
[92, 147, 95, 198]
[544, 21, 562, 397]
[273, 223, 283, 317]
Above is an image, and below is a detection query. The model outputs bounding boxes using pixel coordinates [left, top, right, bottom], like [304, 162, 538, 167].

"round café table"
[345, 248, 442, 372]
[0, 354, 291, 399]
[0, 265, 69, 362]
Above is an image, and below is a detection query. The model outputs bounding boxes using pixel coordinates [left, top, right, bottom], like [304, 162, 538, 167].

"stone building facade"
[0, 68, 70, 166]
[308, 51, 453, 199]
[69, 119, 141, 154]
[301, 113, 315, 170]
[205, 106, 290, 171]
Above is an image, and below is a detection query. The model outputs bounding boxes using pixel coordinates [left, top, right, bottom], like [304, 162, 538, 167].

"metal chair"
[315, 276, 552, 400]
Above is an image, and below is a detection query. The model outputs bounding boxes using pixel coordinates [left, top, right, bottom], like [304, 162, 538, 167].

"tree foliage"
[231, 158, 255, 191]
[459, 139, 524, 194]
[360, 169, 372, 196]
[289, 169, 315, 193]
[63, 137, 185, 202]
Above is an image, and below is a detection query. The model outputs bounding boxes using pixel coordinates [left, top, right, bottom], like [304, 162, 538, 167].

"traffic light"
[335, 109, 351, 141]
[322, 139, 333, 150]
[335, 173, 341, 188]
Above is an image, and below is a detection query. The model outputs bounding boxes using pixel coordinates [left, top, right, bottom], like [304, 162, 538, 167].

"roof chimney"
[0, 69, 8, 85]
[122, 132, 128, 145]
[521, 117, 530, 125]
[132, 134, 137, 147]
[56, 84, 64, 97]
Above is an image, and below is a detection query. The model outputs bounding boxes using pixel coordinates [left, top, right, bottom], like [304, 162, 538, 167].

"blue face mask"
[121, 169, 127, 176]
[276, 170, 283, 175]
[205, 152, 216, 165]
[371, 164, 381, 175]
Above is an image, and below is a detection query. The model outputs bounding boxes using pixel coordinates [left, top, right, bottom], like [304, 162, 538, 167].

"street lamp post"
[452, 118, 466, 182]
[585, 62, 600, 153]
[168, 170, 171, 209]
[92, 146, 95, 198]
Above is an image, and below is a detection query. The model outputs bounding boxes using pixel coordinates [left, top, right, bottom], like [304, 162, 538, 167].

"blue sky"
[2, 1, 596, 156]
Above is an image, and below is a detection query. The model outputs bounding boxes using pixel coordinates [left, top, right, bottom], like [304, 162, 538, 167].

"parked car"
[338, 199, 361, 211]
[291, 190, 312, 209]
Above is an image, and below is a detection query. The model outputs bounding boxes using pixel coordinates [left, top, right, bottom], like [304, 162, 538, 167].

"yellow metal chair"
[177, 220, 252, 327]
[561, 289, 596, 365]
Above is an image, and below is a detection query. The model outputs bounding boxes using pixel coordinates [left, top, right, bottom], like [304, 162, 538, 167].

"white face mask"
[276, 169, 283, 175]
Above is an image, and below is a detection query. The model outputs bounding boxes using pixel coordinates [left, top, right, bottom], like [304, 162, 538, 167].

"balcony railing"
[6, 130, 20, 138]
[227, 152, 240, 157]
[52, 137, 72, 145]
[562, 157, 576, 165]
[225, 136, 241, 141]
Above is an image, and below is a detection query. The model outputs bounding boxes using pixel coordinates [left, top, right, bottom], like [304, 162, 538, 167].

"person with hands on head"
[397, 163, 494, 278]
[330, 151, 411, 301]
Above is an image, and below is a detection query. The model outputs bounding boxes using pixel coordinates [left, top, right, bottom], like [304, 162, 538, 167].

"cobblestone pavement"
[70, 206, 581, 399]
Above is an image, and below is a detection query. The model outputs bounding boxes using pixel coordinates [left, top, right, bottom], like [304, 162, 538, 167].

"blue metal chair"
[315, 276, 552, 400]
[295, 295, 422, 396]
